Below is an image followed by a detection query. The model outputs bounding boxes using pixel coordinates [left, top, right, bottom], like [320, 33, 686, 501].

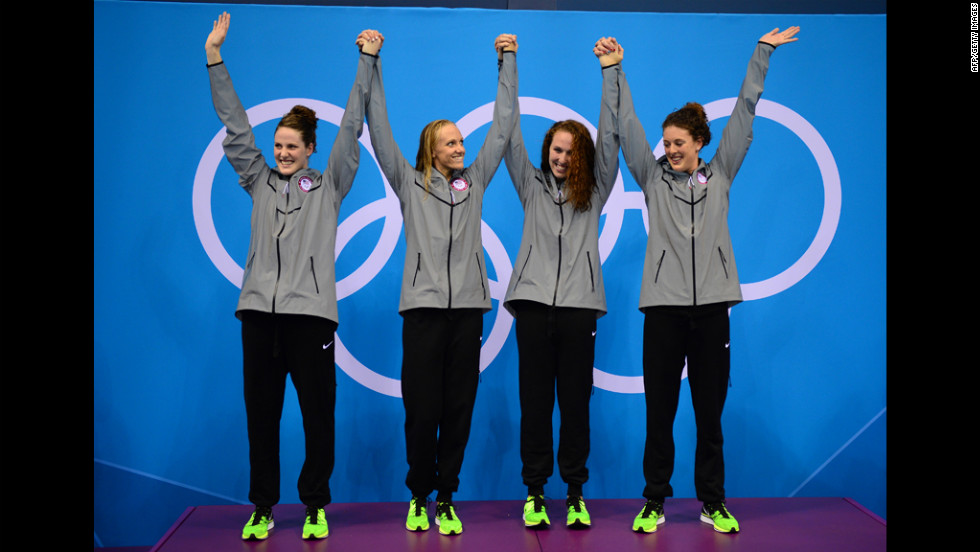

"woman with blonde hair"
[360, 30, 519, 536]
[502, 39, 622, 530]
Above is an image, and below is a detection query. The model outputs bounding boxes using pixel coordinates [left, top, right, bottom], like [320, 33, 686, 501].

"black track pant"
[641, 303, 730, 504]
[401, 308, 483, 501]
[240, 310, 338, 508]
[513, 300, 596, 497]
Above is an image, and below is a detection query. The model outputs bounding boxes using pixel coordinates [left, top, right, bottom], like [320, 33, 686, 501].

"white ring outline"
[192, 96, 840, 396]
[600, 98, 842, 394]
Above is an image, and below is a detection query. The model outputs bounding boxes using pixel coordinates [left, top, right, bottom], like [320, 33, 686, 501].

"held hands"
[205, 11, 230, 65]
[759, 26, 800, 47]
[357, 29, 384, 55]
[495, 34, 518, 60]
[594, 36, 622, 67]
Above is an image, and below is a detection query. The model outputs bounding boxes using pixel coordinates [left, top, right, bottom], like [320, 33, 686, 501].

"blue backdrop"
[94, 1, 886, 547]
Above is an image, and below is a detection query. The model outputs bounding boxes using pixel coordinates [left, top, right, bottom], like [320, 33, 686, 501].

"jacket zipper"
[552, 199, 565, 306]
[447, 202, 455, 309]
[690, 184, 697, 306]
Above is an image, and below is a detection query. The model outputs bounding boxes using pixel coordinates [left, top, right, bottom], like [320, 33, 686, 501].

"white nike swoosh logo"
[323, 341, 334, 349]
[592, 331, 597, 336]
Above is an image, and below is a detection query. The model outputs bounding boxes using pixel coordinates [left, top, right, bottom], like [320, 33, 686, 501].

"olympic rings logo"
[193, 96, 840, 396]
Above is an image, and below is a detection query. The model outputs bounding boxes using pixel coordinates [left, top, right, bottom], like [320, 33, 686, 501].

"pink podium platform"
[147, 497, 885, 552]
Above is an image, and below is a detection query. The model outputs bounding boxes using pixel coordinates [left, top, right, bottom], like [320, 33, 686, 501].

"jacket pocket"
[412, 252, 421, 286]
[310, 256, 320, 294]
[717, 247, 730, 279]
[587, 251, 595, 293]
[654, 250, 666, 283]
[517, 245, 533, 283]
[474, 253, 487, 300]
[242, 252, 255, 286]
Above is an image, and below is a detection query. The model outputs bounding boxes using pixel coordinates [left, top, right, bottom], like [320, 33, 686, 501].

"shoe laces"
[305, 505, 322, 522]
[436, 501, 455, 520]
[566, 496, 584, 512]
[704, 502, 729, 518]
[253, 506, 272, 524]
[641, 499, 663, 518]
[529, 495, 546, 512]
[411, 496, 428, 517]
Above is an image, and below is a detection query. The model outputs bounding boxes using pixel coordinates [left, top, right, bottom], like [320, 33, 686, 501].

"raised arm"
[606, 40, 658, 193]
[713, 26, 799, 183]
[593, 36, 623, 203]
[364, 34, 414, 195]
[205, 11, 229, 66]
[501, 35, 533, 203]
[206, 11, 268, 191]
[465, 34, 519, 189]
[322, 30, 380, 199]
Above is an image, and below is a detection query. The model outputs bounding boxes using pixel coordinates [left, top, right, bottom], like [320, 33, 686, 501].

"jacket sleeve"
[208, 62, 268, 194]
[503, 93, 536, 206]
[712, 41, 774, 184]
[324, 53, 375, 201]
[594, 62, 621, 204]
[612, 64, 659, 195]
[365, 54, 414, 196]
[466, 51, 519, 190]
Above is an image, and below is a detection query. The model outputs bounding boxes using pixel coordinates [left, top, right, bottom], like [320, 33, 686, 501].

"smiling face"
[548, 130, 574, 180]
[273, 126, 314, 177]
[662, 125, 703, 175]
[431, 123, 465, 179]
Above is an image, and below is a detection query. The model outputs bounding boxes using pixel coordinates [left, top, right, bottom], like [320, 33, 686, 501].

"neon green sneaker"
[434, 501, 463, 535]
[406, 497, 430, 531]
[302, 506, 329, 539]
[700, 502, 739, 533]
[522, 495, 550, 527]
[566, 496, 591, 528]
[241, 506, 274, 540]
[632, 499, 664, 533]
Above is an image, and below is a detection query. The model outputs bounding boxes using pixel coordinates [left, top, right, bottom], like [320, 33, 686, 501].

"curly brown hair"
[539, 120, 597, 212]
[661, 102, 711, 148]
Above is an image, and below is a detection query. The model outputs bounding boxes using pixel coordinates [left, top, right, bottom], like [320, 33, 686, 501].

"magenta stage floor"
[147, 497, 885, 551]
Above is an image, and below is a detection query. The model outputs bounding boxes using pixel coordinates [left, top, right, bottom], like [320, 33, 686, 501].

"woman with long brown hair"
[608, 27, 801, 535]
[501, 38, 622, 530]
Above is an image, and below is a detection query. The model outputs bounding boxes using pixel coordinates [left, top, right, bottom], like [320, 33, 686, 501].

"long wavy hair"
[539, 120, 596, 212]
[415, 119, 455, 194]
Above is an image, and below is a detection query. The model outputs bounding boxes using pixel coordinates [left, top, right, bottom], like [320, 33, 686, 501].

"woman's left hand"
[759, 26, 800, 47]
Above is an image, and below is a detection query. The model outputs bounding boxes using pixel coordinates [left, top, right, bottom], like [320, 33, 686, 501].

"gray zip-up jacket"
[614, 42, 775, 309]
[366, 52, 518, 314]
[208, 53, 373, 322]
[501, 63, 621, 318]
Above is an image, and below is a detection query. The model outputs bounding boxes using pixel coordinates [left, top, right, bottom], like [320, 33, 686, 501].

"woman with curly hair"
[501, 38, 622, 530]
